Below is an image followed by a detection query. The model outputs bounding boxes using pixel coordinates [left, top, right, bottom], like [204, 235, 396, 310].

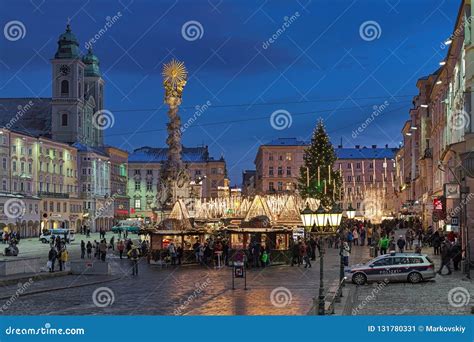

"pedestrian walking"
[367, 226, 373, 246]
[379, 235, 389, 255]
[397, 235, 406, 253]
[432, 231, 441, 255]
[451, 241, 462, 271]
[437, 241, 452, 275]
[109, 236, 115, 251]
[128, 245, 140, 276]
[80, 240, 85, 259]
[59, 247, 68, 271]
[352, 228, 359, 246]
[302, 242, 311, 268]
[291, 239, 300, 266]
[86, 241, 92, 259]
[342, 241, 351, 266]
[48, 247, 57, 273]
[117, 239, 125, 259]
[99, 240, 107, 261]
[168, 242, 177, 265]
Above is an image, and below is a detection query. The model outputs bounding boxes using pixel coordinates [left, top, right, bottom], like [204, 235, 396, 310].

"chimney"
[372, 144, 377, 149]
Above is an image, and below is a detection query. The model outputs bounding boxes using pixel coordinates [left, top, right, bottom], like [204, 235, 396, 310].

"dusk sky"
[0, 0, 459, 185]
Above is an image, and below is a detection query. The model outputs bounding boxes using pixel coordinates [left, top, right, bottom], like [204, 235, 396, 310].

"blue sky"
[0, 0, 460, 184]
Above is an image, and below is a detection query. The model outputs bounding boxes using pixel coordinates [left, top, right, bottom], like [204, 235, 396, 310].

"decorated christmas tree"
[298, 119, 342, 207]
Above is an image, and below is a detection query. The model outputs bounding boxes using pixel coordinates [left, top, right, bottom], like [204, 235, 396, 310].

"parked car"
[349, 252, 435, 285]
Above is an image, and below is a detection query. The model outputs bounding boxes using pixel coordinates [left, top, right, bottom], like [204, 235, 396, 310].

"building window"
[195, 170, 201, 176]
[356, 175, 361, 182]
[2, 158, 6, 170]
[2, 180, 6, 191]
[356, 202, 360, 209]
[269, 153, 273, 161]
[61, 80, 69, 95]
[347, 176, 352, 182]
[269, 167, 274, 176]
[286, 167, 291, 176]
[277, 181, 283, 191]
[211, 180, 217, 188]
[211, 168, 217, 175]
[369, 175, 373, 181]
[146, 180, 153, 191]
[135, 180, 141, 191]
[285, 153, 292, 161]
[369, 162, 373, 169]
[134, 199, 141, 209]
[57, 203, 61, 212]
[134, 169, 140, 175]
[61, 113, 68, 126]
[269, 182, 274, 191]
[277, 167, 283, 176]
[356, 163, 361, 169]
[347, 163, 351, 169]
[146, 169, 153, 175]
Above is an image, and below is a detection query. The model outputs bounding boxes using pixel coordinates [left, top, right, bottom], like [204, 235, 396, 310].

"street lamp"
[312, 202, 341, 315]
[346, 203, 356, 219]
[300, 204, 315, 232]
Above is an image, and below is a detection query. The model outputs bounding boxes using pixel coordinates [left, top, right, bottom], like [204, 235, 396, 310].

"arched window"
[61, 80, 69, 95]
[61, 113, 68, 126]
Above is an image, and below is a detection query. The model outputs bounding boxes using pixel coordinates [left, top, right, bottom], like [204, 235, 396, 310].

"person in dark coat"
[80, 240, 85, 259]
[396, 236, 406, 253]
[48, 247, 58, 272]
[291, 239, 300, 266]
[309, 237, 317, 260]
[437, 241, 452, 275]
[432, 231, 441, 255]
[451, 241, 462, 271]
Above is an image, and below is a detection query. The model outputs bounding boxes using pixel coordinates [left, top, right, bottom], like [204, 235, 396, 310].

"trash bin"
[369, 246, 374, 257]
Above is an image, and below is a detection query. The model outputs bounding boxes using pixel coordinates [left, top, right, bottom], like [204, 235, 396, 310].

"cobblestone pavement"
[345, 230, 474, 315]
[0, 245, 366, 315]
[2, 230, 472, 315]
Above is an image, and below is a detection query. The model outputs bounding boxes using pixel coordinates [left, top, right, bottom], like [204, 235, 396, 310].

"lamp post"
[338, 204, 356, 294]
[301, 202, 342, 315]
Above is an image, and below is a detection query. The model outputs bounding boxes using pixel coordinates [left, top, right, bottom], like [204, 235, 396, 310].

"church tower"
[82, 47, 105, 146]
[51, 24, 85, 144]
[51, 24, 104, 146]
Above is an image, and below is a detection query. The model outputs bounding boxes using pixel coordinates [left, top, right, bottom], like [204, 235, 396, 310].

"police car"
[349, 252, 435, 285]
